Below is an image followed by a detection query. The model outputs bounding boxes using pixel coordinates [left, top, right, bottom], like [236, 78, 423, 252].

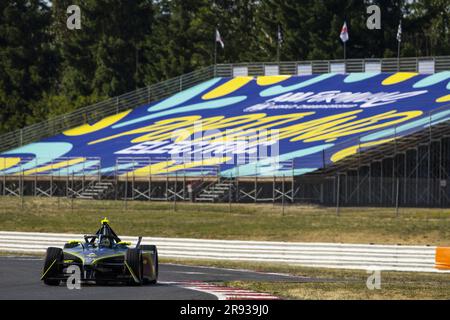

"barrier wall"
[1, 231, 449, 273]
[1, 72, 450, 177]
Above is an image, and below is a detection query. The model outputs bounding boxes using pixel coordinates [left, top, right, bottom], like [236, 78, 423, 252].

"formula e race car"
[41, 218, 158, 286]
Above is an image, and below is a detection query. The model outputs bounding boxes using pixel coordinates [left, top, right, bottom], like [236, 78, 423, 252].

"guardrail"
[215, 56, 450, 76]
[1, 56, 449, 153]
[1, 231, 449, 273]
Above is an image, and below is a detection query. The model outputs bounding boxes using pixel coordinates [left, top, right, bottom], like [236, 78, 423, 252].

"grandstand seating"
[1, 72, 450, 178]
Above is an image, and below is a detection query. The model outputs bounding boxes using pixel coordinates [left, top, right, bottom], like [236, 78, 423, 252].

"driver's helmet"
[99, 237, 111, 248]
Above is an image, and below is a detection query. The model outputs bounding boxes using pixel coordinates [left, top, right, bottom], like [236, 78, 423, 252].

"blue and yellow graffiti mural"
[2, 72, 450, 177]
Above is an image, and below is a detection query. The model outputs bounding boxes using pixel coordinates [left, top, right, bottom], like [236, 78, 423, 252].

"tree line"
[0, 0, 449, 134]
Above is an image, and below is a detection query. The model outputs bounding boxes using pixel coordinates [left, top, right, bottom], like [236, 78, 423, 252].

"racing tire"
[141, 245, 158, 285]
[42, 247, 63, 286]
[125, 248, 143, 285]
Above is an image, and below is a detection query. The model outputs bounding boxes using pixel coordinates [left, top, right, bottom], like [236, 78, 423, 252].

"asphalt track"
[0, 256, 308, 300]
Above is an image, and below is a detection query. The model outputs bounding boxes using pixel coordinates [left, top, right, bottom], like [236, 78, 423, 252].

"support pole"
[166, 158, 169, 201]
[2, 159, 6, 196]
[336, 174, 340, 216]
[148, 159, 152, 202]
[416, 148, 419, 206]
[282, 175, 285, 216]
[380, 160, 383, 205]
[291, 160, 295, 203]
[368, 164, 372, 204]
[124, 171, 128, 211]
[254, 163, 257, 203]
[150, 160, 153, 201]
[114, 162, 118, 201]
[228, 182, 232, 213]
[71, 172, 74, 213]
[20, 170, 24, 209]
[428, 115, 432, 205]
[272, 175, 276, 205]
[174, 170, 177, 212]
[395, 177, 400, 217]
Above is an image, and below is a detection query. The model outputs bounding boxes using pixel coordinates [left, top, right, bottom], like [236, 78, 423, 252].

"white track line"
[168, 281, 280, 300]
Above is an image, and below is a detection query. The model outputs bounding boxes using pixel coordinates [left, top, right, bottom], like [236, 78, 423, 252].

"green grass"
[225, 279, 450, 300]
[161, 258, 450, 300]
[0, 196, 450, 245]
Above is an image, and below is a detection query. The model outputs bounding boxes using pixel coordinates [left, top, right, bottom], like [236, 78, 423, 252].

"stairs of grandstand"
[195, 178, 235, 202]
[77, 181, 114, 200]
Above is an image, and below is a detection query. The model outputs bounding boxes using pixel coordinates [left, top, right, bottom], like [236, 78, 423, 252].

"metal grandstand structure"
[1, 56, 450, 207]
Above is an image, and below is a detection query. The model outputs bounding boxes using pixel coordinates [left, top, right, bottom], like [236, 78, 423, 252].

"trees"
[0, 0, 56, 132]
[403, 0, 450, 56]
[0, 1, 448, 134]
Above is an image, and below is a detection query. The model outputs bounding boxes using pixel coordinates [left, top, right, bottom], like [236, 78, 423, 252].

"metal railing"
[215, 55, 450, 76]
[0, 231, 445, 273]
[1, 56, 449, 153]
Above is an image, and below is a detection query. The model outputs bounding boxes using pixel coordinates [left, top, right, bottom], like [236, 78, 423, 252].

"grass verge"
[0, 197, 450, 245]
[161, 258, 450, 300]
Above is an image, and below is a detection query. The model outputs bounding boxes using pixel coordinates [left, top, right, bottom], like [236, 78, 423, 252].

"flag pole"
[397, 21, 402, 72]
[277, 24, 281, 63]
[344, 42, 346, 60]
[214, 29, 218, 77]
[277, 42, 280, 63]
[214, 31, 217, 66]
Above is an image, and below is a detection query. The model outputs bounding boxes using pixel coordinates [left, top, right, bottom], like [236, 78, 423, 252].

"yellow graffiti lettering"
[256, 76, 291, 86]
[23, 158, 86, 175]
[275, 111, 363, 141]
[64, 110, 132, 136]
[131, 116, 225, 143]
[202, 77, 253, 100]
[131, 114, 268, 144]
[88, 109, 424, 148]
[331, 139, 395, 162]
[0, 157, 21, 171]
[126, 157, 231, 176]
[299, 110, 422, 142]
[89, 116, 202, 145]
[196, 113, 314, 143]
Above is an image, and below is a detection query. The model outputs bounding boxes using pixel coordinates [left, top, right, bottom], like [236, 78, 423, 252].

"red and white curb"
[168, 281, 281, 300]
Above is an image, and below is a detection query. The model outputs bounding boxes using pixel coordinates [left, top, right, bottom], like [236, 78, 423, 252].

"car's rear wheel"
[141, 245, 158, 284]
[42, 247, 63, 286]
[125, 248, 143, 285]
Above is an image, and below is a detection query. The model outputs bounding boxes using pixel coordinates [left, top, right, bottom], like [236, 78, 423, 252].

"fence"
[306, 102, 450, 209]
[1, 56, 449, 153]
[0, 231, 449, 273]
[215, 56, 450, 77]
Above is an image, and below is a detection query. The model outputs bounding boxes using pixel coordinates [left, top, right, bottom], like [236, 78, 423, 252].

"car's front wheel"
[42, 247, 63, 286]
[141, 245, 158, 284]
[125, 248, 143, 285]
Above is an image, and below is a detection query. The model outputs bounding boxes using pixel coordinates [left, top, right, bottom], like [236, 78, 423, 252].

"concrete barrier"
[0, 231, 449, 273]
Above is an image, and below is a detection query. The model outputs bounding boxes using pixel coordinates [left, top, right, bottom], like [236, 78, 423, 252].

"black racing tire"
[141, 245, 158, 284]
[42, 247, 63, 286]
[125, 248, 143, 285]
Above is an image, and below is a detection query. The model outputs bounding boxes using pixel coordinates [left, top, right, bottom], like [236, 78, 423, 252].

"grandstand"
[1, 56, 450, 207]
